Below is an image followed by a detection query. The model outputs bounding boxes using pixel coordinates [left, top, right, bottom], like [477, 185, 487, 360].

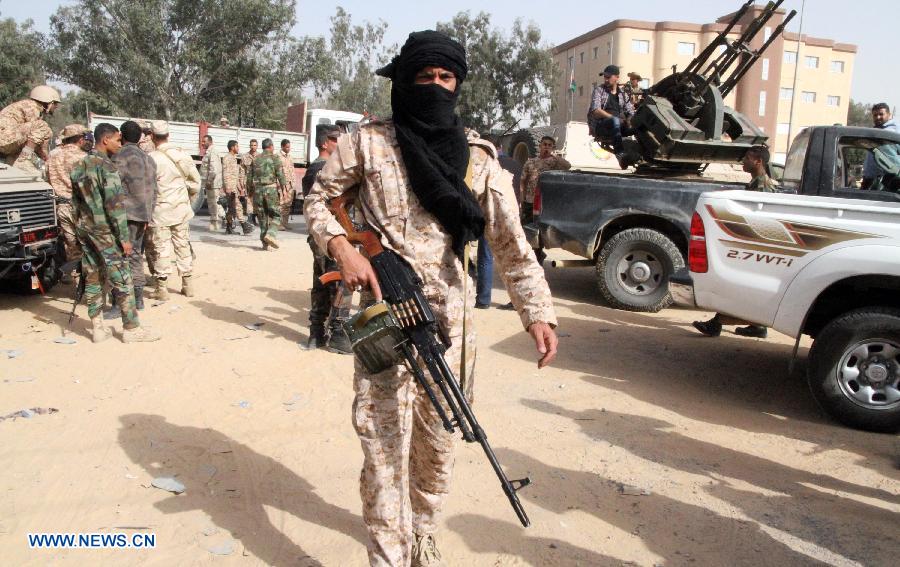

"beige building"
[551, 5, 856, 162]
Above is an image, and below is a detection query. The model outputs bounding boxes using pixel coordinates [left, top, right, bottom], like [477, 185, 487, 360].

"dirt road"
[1, 226, 897, 566]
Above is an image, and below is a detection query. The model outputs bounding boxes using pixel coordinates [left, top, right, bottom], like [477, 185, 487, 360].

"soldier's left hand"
[528, 321, 558, 369]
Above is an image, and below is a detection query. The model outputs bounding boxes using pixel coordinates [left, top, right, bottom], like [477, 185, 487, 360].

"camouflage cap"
[60, 124, 89, 139]
[151, 120, 169, 135]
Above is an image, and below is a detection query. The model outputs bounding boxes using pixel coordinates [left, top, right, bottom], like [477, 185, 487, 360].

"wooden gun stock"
[328, 189, 384, 257]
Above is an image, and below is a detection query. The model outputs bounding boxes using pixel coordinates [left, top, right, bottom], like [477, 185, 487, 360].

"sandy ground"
[1, 218, 898, 567]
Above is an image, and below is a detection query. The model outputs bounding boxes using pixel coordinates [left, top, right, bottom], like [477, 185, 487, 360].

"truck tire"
[508, 129, 542, 166]
[595, 228, 684, 312]
[807, 307, 900, 433]
[191, 190, 206, 214]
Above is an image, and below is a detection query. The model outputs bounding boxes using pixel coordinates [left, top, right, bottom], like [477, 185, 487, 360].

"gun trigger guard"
[510, 477, 531, 491]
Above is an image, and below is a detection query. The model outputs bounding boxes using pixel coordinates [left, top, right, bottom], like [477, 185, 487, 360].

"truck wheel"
[191, 191, 206, 214]
[508, 130, 542, 166]
[808, 307, 900, 433]
[595, 228, 684, 312]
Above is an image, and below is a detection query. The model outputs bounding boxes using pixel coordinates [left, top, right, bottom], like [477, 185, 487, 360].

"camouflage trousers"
[253, 185, 279, 243]
[56, 203, 82, 264]
[225, 191, 245, 225]
[205, 186, 225, 225]
[280, 187, 294, 224]
[78, 233, 139, 329]
[353, 323, 476, 567]
[308, 236, 341, 329]
[127, 221, 148, 288]
[150, 221, 192, 278]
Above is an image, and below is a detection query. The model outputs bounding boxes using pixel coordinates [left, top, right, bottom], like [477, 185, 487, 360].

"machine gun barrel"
[683, 0, 753, 77]
[720, 7, 797, 97]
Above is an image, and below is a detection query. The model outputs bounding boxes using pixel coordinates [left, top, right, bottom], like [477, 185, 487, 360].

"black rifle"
[64, 259, 85, 333]
[325, 190, 532, 527]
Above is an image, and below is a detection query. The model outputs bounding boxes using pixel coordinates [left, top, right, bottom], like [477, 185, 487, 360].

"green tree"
[46, 0, 322, 127]
[847, 99, 872, 127]
[0, 15, 47, 107]
[318, 7, 393, 117]
[436, 12, 556, 134]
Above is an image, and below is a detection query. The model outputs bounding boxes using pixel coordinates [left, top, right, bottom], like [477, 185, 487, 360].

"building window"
[784, 50, 797, 64]
[827, 95, 840, 107]
[568, 56, 574, 69]
[804, 55, 819, 69]
[761, 58, 769, 80]
[764, 27, 772, 41]
[758, 91, 767, 117]
[593, 46, 598, 59]
[830, 60, 845, 73]
[639, 78, 650, 89]
[777, 122, 790, 135]
[677, 41, 695, 56]
[607, 41, 612, 56]
[632, 39, 650, 54]
[801, 91, 816, 103]
[780, 87, 793, 101]
[579, 85, 584, 97]
[716, 45, 726, 55]
[580, 52, 584, 64]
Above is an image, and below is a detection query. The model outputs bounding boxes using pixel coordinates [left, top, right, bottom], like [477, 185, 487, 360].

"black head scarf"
[376, 30, 484, 260]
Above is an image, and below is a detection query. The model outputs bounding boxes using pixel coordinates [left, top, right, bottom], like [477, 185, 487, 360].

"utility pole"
[785, 0, 805, 156]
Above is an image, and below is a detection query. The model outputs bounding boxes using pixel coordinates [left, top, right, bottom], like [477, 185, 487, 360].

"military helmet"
[30, 85, 62, 104]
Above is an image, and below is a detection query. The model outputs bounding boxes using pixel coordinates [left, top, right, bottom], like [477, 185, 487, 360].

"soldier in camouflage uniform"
[278, 139, 295, 229]
[240, 140, 258, 224]
[69, 123, 160, 343]
[246, 138, 287, 250]
[0, 85, 60, 174]
[693, 145, 777, 339]
[305, 31, 558, 567]
[45, 124, 90, 277]
[200, 134, 224, 231]
[222, 140, 253, 235]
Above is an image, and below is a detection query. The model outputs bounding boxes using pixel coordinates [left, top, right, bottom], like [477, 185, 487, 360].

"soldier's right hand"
[328, 236, 382, 300]
[122, 241, 133, 256]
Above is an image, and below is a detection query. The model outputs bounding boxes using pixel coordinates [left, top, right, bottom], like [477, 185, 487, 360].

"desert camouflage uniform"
[45, 142, 86, 263]
[200, 146, 224, 227]
[246, 151, 286, 245]
[239, 152, 256, 216]
[0, 99, 53, 172]
[222, 152, 245, 225]
[138, 134, 155, 154]
[149, 142, 199, 279]
[747, 173, 779, 192]
[278, 149, 295, 226]
[305, 120, 557, 566]
[70, 153, 139, 328]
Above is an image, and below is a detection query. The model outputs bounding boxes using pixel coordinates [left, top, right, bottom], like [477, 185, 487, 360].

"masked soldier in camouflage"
[246, 138, 287, 250]
[222, 140, 253, 235]
[0, 85, 60, 173]
[306, 30, 558, 567]
[70, 123, 160, 344]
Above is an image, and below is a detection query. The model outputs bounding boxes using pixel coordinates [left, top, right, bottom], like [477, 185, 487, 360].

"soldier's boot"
[181, 274, 195, 297]
[249, 213, 258, 226]
[151, 277, 170, 301]
[122, 325, 161, 343]
[326, 308, 352, 355]
[103, 304, 121, 320]
[225, 222, 234, 235]
[134, 286, 145, 310]
[281, 212, 292, 230]
[263, 234, 279, 249]
[241, 222, 254, 235]
[91, 315, 112, 344]
[303, 325, 327, 350]
[411, 533, 445, 567]
[209, 220, 219, 232]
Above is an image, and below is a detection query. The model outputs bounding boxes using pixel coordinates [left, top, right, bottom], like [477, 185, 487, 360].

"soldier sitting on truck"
[692, 145, 777, 339]
[588, 65, 634, 162]
[0, 85, 61, 174]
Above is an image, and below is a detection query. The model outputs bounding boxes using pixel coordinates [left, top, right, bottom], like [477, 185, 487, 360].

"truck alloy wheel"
[808, 307, 900, 433]
[595, 228, 683, 313]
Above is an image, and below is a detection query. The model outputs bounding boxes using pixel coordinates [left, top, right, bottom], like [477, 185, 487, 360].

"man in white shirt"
[148, 120, 201, 300]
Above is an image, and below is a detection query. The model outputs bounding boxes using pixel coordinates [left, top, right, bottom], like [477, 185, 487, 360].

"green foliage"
[0, 16, 47, 107]
[46, 0, 322, 128]
[847, 99, 872, 127]
[47, 90, 121, 134]
[437, 12, 556, 134]
[317, 7, 393, 117]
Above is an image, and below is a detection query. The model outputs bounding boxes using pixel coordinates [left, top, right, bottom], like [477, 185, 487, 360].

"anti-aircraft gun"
[620, 0, 797, 172]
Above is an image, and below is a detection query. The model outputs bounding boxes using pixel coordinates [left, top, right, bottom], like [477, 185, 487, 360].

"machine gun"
[622, 0, 797, 171]
[322, 189, 533, 527]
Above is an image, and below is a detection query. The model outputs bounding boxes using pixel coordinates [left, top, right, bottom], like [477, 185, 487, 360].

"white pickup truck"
[671, 125, 900, 432]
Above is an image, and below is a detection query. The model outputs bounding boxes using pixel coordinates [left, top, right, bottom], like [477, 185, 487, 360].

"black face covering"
[377, 31, 485, 260]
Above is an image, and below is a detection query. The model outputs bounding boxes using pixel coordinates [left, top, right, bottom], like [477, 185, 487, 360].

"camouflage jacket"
[222, 152, 241, 194]
[200, 147, 223, 189]
[112, 143, 158, 222]
[279, 150, 294, 191]
[238, 152, 256, 195]
[520, 155, 571, 204]
[305, 119, 557, 334]
[0, 99, 51, 146]
[69, 152, 129, 246]
[45, 142, 85, 200]
[247, 151, 286, 191]
[747, 173, 778, 192]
